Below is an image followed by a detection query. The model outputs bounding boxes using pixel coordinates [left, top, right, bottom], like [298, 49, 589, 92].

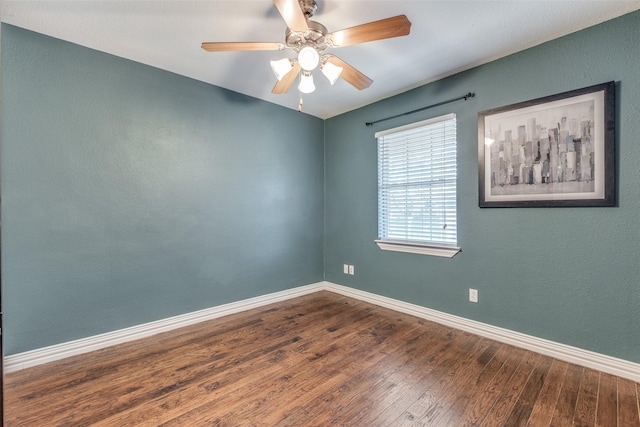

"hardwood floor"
[4, 291, 640, 426]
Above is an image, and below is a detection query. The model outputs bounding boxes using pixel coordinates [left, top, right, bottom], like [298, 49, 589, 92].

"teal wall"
[324, 11, 640, 363]
[2, 11, 640, 364]
[1, 25, 325, 355]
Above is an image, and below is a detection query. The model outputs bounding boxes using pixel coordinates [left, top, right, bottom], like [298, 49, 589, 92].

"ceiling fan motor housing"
[285, 20, 328, 52]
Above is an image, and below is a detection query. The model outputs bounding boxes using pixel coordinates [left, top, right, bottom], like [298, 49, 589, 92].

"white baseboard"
[321, 282, 640, 383]
[5, 281, 639, 383]
[4, 282, 325, 373]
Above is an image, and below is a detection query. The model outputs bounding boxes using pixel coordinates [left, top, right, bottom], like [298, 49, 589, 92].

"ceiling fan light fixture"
[298, 71, 315, 94]
[321, 61, 343, 85]
[270, 58, 293, 80]
[298, 46, 320, 71]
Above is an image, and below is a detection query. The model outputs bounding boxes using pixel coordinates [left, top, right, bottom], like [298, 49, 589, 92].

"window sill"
[375, 240, 461, 258]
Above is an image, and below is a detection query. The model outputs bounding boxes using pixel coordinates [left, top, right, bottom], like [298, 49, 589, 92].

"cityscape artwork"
[478, 82, 615, 207]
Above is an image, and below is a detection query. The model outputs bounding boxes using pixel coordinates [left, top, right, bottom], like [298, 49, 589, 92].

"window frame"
[375, 113, 461, 258]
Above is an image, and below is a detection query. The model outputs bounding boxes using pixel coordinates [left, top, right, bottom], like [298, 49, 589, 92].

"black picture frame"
[478, 82, 616, 207]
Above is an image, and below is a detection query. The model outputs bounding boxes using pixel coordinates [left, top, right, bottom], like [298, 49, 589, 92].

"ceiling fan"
[201, 0, 411, 98]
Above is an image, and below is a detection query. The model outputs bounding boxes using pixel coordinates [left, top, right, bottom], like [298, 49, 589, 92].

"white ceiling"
[2, 1, 640, 119]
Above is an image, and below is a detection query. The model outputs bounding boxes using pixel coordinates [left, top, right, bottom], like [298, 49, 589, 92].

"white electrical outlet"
[469, 288, 478, 303]
[343, 264, 349, 274]
[348, 265, 355, 275]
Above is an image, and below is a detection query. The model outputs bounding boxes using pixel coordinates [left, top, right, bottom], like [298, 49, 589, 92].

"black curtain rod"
[365, 92, 475, 127]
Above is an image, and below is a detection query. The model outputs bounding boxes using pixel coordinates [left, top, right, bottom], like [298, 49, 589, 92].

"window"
[375, 113, 460, 258]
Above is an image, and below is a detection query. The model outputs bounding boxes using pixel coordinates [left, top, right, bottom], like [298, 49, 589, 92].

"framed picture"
[478, 82, 615, 207]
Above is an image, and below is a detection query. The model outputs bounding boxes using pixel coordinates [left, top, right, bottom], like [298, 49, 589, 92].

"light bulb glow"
[270, 58, 293, 81]
[298, 72, 315, 94]
[298, 46, 320, 71]
[321, 61, 343, 85]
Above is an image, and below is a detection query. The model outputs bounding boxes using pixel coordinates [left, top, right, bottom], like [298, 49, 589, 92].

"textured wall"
[1, 25, 325, 355]
[324, 11, 640, 362]
[3, 11, 640, 364]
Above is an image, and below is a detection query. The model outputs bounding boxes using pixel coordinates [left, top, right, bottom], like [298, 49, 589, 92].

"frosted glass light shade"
[270, 58, 293, 80]
[298, 47, 320, 71]
[298, 72, 315, 94]
[321, 61, 343, 85]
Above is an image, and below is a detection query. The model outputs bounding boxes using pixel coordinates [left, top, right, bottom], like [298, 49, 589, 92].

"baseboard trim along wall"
[3, 282, 325, 373]
[5, 281, 640, 383]
[322, 282, 640, 383]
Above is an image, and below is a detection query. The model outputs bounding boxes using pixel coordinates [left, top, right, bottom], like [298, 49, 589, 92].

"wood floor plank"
[573, 369, 600, 427]
[389, 334, 485, 426]
[157, 299, 408, 426]
[618, 376, 640, 427]
[366, 341, 507, 427]
[525, 359, 569, 426]
[480, 350, 541, 427]
[286, 328, 432, 425]
[350, 337, 494, 426]
[8, 293, 353, 426]
[414, 341, 501, 425]
[595, 372, 618, 427]
[349, 326, 473, 426]
[549, 362, 584, 427]
[459, 345, 528, 426]
[230, 311, 423, 425]
[504, 354, 554, 426]
[273, 317, 467, 426]
[95, 298, 388, 426]
[4, 291, 638, 426]
[434, 342, 510, 425]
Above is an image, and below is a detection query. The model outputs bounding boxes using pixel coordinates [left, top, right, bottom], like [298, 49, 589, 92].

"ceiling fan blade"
[327, 56, 372, 90]
[272, 62, 302, 94]
[201, 42, 285, 52]
[327, 15, 411, 47]
[273, 0, 309, 32]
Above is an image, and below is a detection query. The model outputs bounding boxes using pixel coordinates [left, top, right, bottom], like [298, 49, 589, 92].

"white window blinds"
[376, 113, 457, 247]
